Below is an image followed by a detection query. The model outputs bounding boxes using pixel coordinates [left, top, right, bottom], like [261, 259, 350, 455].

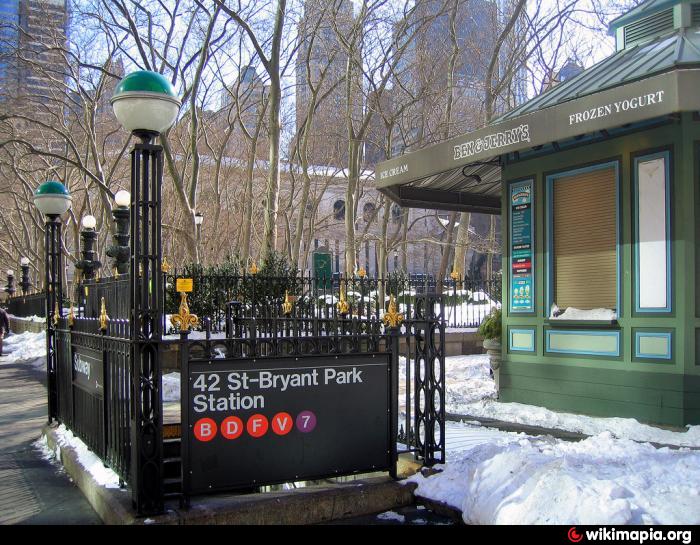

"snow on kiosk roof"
[375, 11, 700, 214]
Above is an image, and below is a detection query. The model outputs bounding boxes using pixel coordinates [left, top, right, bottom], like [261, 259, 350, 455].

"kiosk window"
[552, 165, 617, 311]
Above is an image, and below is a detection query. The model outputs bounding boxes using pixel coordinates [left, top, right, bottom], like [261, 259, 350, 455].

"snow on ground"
[163, 372, 181, 402]
[10, 314, 45, 323]
[34, 425, 121, 489]
[6, 329, 700, 524]
[1, 330, 46, 368]
[407, 429, 700, 525]
[375, 511, 406, 523]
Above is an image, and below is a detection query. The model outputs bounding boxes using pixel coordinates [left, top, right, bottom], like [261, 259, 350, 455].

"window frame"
[545, 159, 622, 318]
[632, 148, 673, 315]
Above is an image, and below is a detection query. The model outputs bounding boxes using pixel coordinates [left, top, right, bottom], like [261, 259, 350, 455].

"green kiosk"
[377, 0, 700, 426]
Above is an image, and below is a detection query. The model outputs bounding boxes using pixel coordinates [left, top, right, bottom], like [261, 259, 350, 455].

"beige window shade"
[553, 166, 617, 310]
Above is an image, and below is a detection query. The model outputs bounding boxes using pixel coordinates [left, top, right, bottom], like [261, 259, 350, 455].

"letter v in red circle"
[271, 412, 293, 435]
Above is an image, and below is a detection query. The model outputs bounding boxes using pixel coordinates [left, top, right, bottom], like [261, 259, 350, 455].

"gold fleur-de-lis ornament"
[336, 285, 350, 315]
[170, 292, 199, 332]
[383, 294, 404, 328]
[282, 290, 293, 315]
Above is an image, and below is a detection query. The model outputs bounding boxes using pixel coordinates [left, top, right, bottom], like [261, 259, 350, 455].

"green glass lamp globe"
[110, 70, 181, 134]
[33, 180, 72, 217]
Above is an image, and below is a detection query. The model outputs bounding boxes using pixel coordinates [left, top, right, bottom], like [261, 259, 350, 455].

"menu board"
[510, 181, 534, 313]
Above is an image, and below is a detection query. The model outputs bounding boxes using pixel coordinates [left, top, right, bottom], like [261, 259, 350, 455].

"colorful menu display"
[510, 181, 534, 312]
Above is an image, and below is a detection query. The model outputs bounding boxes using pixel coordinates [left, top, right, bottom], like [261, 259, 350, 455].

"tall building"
[389, 0, 499, 155]
[0, 0, 68, 105]
[294, 0, 360, 168]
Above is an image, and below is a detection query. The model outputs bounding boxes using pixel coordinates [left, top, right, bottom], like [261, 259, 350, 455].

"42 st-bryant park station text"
[191, 366, 366, 413]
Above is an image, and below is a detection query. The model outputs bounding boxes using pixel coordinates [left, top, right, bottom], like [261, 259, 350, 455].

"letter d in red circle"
[194, 418, 217, 442]
[221, 416, 243, 440]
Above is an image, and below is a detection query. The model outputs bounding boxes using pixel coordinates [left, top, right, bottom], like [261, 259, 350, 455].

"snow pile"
[550, 306, 617, 320]
[376, 511, 406, 523]
[162, 372, 181, 402]
[1, 330, 46, 366]
[444, 354, 497, 406]
[460, 399, 700, 447]
[10, 314, 45, 323]
[408, 431, 700, 525]
[34, 425, 121, 489]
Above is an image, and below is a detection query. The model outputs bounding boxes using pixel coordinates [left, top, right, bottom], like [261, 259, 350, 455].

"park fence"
[7, 272, 501, 330]
[31, 269, 501, 514]
[50, 287, 448, 512]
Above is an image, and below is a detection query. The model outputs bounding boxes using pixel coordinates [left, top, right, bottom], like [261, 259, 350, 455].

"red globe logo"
[568, 527, 584, 543]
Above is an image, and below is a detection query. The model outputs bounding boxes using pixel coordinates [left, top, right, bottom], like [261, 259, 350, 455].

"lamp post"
[75, 214, 101, 281]
[106, 190, 131, 275]
[111, 70, 180, 515]
[5, 269, 15, 298]
[194, 211, 203, 263]
[33, 180, 72, 423]
[20, 257, 31, 295]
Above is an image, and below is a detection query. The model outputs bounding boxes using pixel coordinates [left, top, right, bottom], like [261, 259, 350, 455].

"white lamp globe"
[6, 270, 13, 277]
[114, 189, 131, 208]
[110, 71, 181, 134]
[194, 212, 204, 226]
[82, 214, 97, 230]
[20, 257, 29, 267]
[33, 181, 72, 217]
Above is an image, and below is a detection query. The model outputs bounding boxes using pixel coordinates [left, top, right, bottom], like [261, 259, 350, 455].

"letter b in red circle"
[194, 418, 217, 442]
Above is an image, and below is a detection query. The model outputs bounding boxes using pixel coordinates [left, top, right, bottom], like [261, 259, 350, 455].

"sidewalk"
[0, 349, 102, 525]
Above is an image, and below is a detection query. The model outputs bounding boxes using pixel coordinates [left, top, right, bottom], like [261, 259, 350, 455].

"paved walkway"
[0, 349, 101, 525]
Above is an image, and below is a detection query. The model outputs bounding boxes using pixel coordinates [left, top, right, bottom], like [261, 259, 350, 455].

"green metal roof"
[608, 0, 682, 33]
[494, 27, 700, 123]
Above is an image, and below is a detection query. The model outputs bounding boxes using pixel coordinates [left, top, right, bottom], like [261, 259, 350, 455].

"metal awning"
[376, 60, 700, 214]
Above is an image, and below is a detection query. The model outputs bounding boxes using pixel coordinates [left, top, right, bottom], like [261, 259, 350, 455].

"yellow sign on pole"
[176, 278, 194, 293]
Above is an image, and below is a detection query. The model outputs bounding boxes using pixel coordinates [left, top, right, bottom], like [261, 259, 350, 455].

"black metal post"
[5, 272, 15, 298]
[106, 206, 130, 275]
[20, 264, 31, 295]
[75, 229, 101, 281]
[388, 326, 400, 479]
[129, 130, 164, 515]
[45, 217, 63, 423]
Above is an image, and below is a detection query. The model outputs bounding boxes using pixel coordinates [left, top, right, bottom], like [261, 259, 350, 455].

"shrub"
[478, 308, 502, 340]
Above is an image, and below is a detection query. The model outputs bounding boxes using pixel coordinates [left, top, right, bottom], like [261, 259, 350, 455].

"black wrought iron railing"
[7, 291, 46, 318]
[72, 272, 501, 332]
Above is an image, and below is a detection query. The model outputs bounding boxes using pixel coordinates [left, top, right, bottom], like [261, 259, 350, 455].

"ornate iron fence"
[7, 292, 46, 317]
[74, 272, 501, 331]
[52, 284, 448, 508]
[54, 315, 131, 483]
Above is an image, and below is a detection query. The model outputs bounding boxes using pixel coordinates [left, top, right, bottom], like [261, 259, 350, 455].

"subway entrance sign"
[182, 353, 393, 495]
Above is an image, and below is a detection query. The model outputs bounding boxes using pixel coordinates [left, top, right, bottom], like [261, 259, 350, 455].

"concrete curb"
[445, 412, 700, 451]
[42, 424, 418, 525]
[42, 423, 146, 525]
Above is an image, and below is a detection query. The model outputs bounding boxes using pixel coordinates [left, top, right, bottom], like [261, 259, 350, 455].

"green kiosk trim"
[376, 0, 700, 426]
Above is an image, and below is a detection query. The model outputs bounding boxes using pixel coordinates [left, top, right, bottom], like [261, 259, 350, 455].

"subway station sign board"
[72, 346, 104, 396]
[183, 353, 392, 495]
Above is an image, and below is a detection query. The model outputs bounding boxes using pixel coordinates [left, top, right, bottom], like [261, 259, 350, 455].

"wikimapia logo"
[567, 527, 693, 544]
